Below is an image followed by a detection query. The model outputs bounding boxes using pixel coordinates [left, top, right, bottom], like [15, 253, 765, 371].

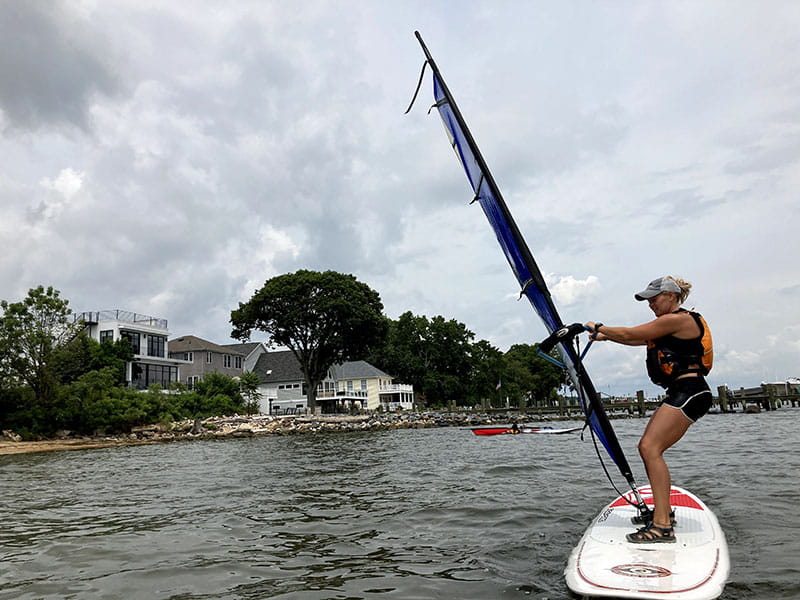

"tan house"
[252, 350, 414, 414]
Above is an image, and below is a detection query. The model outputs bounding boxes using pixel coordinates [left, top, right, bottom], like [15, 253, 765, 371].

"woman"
[585, 276, 713, 544]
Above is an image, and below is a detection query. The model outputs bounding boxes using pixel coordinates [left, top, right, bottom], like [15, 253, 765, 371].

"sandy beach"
[0, 438, 158, 456]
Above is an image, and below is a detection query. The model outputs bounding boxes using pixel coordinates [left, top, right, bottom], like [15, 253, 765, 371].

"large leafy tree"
[0, 286, 79, 409]
[467, 339, 504, 407]
[503, 343, 563, 407]
[368, 311, 429, 397]
[369, 311, 476, 407]
[423, 315, 475, 406]
[50, 334, 134, 386]
[230, 270, 387, 413]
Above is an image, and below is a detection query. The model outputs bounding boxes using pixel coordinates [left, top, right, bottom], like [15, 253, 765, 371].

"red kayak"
[471, 427, 513, 436]
[470, 426, 581, 436]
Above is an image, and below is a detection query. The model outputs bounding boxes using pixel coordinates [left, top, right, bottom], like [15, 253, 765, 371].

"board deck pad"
[565, 486, 729, 599]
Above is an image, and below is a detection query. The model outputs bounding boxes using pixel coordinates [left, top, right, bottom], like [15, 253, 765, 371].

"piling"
[717, 385, 729, 412]
[636, 390, 646, 417]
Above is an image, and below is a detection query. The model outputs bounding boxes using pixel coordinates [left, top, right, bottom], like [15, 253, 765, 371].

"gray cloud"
[1, 1, 800, 395]
[0, 2, 118, 130]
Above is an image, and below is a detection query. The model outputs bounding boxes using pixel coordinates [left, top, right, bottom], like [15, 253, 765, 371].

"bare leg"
[638, 405, 692, 529]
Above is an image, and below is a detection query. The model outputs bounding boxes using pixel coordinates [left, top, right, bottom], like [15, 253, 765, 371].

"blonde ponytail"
[668, 276, 692, 304]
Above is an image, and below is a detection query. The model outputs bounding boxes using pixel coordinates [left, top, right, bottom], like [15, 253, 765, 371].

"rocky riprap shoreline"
[2, 411, 583, 453]
[126, 411, 550, 441]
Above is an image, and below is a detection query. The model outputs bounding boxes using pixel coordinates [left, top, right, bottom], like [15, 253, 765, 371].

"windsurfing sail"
[409, 31, 644, 508]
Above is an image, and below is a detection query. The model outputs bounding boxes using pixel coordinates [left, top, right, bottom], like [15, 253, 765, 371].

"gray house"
[168, 335, 246, 389]
[221, 341, 268, 372]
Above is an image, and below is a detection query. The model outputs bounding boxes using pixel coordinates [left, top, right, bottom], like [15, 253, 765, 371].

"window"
[207, 352, 212, 363]
[223, 354, 232, 368]
[361, 379, 367, 391]
[131, 363, 177, 389]
[99, 330, 114, 343]
[235, 356, 242, 369]
[347, 380, 353, 392]
[120, 331, 140, 354]
[184, 352, 194, 362]
[187, 376, 198, 390]
[147, 335, 165, 358]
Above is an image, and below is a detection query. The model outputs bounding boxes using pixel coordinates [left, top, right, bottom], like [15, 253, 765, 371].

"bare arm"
[586, 313, 696, 346]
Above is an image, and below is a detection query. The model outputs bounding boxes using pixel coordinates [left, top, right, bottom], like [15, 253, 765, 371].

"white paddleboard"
[565, 486, 729, 600]
[520, 426, 582, 435]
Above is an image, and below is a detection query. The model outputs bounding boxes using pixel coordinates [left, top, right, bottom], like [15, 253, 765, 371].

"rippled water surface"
[2, 409, 798, 599]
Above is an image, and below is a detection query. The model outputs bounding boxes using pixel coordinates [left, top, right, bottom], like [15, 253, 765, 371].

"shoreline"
[0, 411, 591, 456]
[5, 406, 769, 456]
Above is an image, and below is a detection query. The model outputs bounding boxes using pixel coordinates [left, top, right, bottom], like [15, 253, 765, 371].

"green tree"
[467, 339, 504, 408]
[50, 334, 133, 386]
[239, 371, 262, 415]
[503, 343, 563, 407]
[369, 312, 475, 407]
[368, 311, 428, 395]
[0, 286, 78, 410]
[193, 372, 245, 416]
[423, 316, 474, 406]
[231, 270, 387, 413]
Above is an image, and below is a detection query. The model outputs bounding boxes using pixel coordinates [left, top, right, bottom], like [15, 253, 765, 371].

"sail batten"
[413, 31, 641, 499]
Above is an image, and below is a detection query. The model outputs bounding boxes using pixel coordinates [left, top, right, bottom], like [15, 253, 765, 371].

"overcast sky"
[2, 1, 799, 396]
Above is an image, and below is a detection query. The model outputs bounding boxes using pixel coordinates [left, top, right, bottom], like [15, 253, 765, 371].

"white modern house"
[252, 350, 414, 414]
[76, 310, 187, 389]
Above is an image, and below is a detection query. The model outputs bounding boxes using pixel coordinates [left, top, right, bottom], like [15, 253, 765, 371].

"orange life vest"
[646, 309, 713, 388]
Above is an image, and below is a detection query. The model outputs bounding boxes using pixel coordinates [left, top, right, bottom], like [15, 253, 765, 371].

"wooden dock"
[477, 383, 800, 418]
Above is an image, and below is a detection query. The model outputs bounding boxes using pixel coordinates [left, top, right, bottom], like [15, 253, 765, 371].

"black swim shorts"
[663, 376, 712, 422]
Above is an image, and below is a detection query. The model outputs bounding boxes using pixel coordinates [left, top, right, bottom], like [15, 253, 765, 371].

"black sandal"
[626, 522, 676, 544]
[631, 508, 676, 526]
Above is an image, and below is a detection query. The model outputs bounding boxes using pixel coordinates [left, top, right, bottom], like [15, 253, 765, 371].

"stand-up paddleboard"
[470, 426, 582, 436]
[565, 486, 729, 600]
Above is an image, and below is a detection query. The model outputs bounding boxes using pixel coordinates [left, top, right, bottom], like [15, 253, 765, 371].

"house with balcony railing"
[252, 350, 415, 414]
[75, 310, 187, 389]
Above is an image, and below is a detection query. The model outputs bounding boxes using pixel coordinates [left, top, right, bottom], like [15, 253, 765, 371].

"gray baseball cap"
[635, 277, 681, 301]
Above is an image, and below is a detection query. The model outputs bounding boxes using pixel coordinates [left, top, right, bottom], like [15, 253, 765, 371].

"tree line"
[0, 286, 260, 438]
[2, 272, 564, 438]
[367, 311, 563, 408]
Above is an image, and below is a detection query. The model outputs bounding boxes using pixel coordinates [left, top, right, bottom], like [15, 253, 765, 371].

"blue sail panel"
[419, 45, 638, 493]
[434, 75, 559, 334]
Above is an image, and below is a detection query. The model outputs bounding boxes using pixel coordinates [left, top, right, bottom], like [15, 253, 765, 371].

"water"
[1, 409, 798, 599]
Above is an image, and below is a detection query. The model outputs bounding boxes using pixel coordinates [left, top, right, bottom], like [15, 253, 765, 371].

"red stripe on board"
[609, 487, 703, 511]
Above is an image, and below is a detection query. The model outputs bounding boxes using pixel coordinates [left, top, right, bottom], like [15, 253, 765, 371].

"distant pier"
[475, 382, 800, 419]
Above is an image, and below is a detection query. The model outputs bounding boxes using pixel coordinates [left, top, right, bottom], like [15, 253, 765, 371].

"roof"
[252, 352, 392, 384]
[221, 342, 263, 357]
[168, 335, 245, 355]
[331, 360, 391, 380]
[253, 350, 304, 383]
